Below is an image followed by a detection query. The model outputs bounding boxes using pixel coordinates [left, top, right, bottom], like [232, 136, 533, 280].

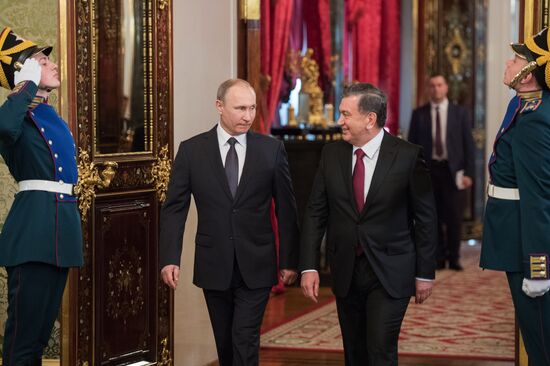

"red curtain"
[260, 0, 295, 294]
[303, 0, 333, 101]
[260, 0, 295, 134]
[346, 0, 400, 135]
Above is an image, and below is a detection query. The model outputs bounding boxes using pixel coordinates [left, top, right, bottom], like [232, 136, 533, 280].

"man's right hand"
[300, 271, 320, 303]
[14, 58, 41, 87]
[161, 265, 180, 290]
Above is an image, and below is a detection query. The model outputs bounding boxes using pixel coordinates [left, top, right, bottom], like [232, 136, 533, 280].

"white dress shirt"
[217, 123, 246, 183]
[352, 129, 384, 200]
[430, 98, 448, 160]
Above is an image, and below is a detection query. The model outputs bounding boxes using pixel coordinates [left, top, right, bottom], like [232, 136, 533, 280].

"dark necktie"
[434, 105, 443, 157]
[225, 137, 238, 197]
[353, 149, 366, 256]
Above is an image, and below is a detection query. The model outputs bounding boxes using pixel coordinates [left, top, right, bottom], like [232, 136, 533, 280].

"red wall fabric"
[260, 0, 295, 294]
[260, 0, 294, 134]
[346, 0, 400, 135]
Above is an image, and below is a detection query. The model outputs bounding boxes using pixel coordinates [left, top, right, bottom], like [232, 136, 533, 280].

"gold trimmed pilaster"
[240, 0, 260, 21]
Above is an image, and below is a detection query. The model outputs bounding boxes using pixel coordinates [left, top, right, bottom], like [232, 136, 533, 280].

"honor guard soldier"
[0, 27, 82, 365]
[481, 27, 550, 365]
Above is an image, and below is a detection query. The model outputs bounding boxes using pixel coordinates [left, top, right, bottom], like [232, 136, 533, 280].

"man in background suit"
[300, 83, 437, 365]
[159, 79, 300, 366]
[408, 74, 475, 270]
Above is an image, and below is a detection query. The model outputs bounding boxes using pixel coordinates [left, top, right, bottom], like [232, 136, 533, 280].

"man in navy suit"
[159, 79, 300, 366]
[408, 74, 475, 270]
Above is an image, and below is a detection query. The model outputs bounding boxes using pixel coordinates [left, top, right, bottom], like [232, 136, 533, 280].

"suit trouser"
[335, 255, 410, 366]
[203, 260, 271, 366]
[507, 272, 550, 366]
[2, 262, 68, 366]
[430, 160, 463, 264]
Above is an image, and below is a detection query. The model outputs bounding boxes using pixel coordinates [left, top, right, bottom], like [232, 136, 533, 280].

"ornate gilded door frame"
[60, 0, 174, 365]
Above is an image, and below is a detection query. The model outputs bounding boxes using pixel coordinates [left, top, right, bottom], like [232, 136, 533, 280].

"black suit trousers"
[335, 255, 410, 366]
[430, 160, 463, 264]
[203, 259, 271, 366]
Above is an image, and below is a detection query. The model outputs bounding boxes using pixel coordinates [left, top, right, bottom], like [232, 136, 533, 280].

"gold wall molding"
[159, 0, 170, 11]
[149, 145, 171, 203]
[158, 338, 173, 366]
[240, 0, 260, 20]
[74, 148, 118, 223]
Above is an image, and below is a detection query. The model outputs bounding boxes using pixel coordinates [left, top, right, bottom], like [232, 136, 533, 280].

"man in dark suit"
[0, 28, 82, 365]
[408, 74, 475, 270]
[159, 79, 300, 366]
[481, 28, 550, 365]
[300, 83, 437, 365]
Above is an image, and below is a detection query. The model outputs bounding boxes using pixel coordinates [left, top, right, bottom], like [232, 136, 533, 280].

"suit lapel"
[446, 104, 456, 146]
[423, 105, 433, 143]
[233, 131, 255, 203]
[338, 142, 358, 215]
[204, 126, 233, 200]
[362, 132, 398, 217]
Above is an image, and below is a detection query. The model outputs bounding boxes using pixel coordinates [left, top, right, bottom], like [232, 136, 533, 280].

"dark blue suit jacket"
[408, 103, 475, 179]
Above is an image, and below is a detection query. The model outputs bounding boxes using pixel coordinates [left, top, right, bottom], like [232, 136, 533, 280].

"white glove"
[13, 58, 41, 87]
[522, 278, 550, 298]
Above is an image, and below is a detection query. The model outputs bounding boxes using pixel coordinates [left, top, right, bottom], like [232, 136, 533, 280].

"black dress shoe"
[449, 262, 464, 271]
[436, 261, 446, 270]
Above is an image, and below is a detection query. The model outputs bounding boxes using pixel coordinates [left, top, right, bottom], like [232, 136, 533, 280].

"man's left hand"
[280, 269, 298, 285]
[522, 278, 550, 298]
[462, 175, 473, 189]
[415, 279, 434, 304]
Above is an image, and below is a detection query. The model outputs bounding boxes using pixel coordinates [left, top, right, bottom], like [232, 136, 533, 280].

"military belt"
[18, 179, 74, 195]
[487, 183, 520, 200]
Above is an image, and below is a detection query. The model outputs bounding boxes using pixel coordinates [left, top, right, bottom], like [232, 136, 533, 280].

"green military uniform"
[0, 28, 82, 366]
[481, 28, 550, 366]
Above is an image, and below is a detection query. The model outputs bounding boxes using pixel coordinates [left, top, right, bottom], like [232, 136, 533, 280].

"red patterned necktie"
[434, 105, 443, 157]
[353, 149, 366, 212]
[353, 149, 366, 256]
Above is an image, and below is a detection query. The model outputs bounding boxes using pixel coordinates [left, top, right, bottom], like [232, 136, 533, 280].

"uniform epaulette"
[520, 99, 542, 113]
[527, 253, 548, 279]
[9, 80, 27, 95]
[8, 80, 36, 99]
[28, 96, 46, 110]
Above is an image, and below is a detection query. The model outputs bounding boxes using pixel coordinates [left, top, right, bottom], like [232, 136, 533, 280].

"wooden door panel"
[95, 195, 158, 364]
[68, 0, 174, 365]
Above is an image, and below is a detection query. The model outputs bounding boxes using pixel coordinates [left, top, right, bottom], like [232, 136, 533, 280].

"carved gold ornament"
[158, 338, 173, 366]
[149, 145, 171, 203]
[74, 148, 118, 222]
[159, 0, 170, 10]
[300, 49, 325, 127]
[444, 28, 469, 76]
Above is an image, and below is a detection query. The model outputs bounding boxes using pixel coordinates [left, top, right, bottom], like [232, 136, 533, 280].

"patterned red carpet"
[261, 245, 515, 361]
